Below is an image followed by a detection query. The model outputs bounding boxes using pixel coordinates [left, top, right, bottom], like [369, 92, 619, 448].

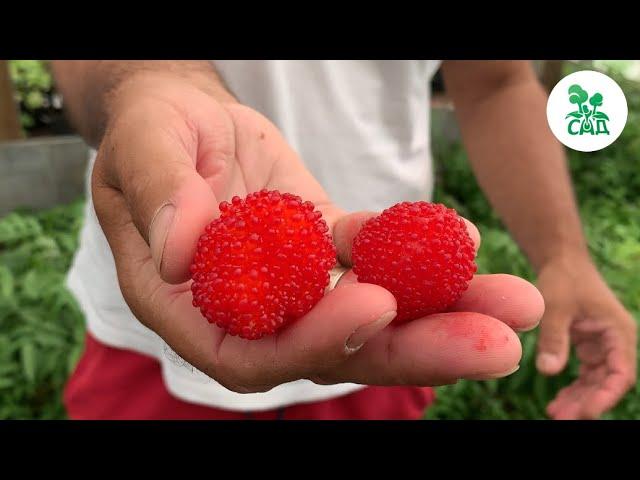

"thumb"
[536, 306, 572, 375]
[94, 103, 235, 284]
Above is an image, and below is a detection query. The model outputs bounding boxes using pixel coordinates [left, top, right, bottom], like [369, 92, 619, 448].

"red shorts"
[64, 333, 435, 420]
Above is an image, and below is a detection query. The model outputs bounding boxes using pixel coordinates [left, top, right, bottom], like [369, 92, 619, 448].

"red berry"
[190, 190, 336, 340]
[352, 202, 477, 323]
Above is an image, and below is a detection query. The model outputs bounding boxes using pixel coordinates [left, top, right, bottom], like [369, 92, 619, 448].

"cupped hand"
[536, 255, 637, 419]
[93, 74, 545, 393]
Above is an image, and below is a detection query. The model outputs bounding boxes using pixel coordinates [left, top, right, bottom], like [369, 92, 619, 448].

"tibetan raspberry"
[190, 190, 336, 340]
[352, 202, 476, 322]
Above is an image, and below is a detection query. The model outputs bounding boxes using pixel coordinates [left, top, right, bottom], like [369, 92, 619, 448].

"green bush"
[0, 201, 85, 419]
[8, 60, 55, 131]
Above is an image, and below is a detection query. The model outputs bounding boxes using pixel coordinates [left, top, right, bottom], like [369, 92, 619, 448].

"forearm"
[443, 62, 590, 271]
[50, 60, 236, 147]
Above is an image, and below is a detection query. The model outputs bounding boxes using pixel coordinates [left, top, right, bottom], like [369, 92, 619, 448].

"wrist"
[105, 68, 238, 130]
[527, 226, 591, 273]
[536, 246, 595, 276]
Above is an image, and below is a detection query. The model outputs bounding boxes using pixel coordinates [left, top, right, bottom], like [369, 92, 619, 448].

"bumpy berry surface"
[190, 190, 336, 340]
[352, 202, 477, 322]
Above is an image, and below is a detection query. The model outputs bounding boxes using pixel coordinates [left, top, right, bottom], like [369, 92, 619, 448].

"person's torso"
[215, 60, 437, 211]
[67, 60, 440, 411]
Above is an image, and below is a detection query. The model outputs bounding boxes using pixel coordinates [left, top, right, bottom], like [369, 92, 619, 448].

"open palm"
[92, 79, 544, 393]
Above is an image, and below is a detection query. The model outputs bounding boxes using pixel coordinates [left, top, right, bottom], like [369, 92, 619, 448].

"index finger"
[312, 311, 522, 386]
[333, 210, 481, 267]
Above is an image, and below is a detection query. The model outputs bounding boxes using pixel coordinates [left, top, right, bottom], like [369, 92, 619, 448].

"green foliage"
[427, 69, 640, 420]
[7, 60, 53, 130]
[593, 60, 640, 82]
[0, 200, 85, 419]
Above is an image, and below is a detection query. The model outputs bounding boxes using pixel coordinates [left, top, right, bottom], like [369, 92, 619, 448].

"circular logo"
[546, 70, 628, 152]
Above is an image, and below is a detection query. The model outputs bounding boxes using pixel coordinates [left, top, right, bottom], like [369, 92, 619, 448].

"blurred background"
[0, 60, 638, 419]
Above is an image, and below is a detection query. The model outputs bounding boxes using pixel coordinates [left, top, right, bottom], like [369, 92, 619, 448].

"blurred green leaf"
[20, 343, 36, 383]
[0, 378, 14, 390]
[0, 265, 14, 300]
[0, 198, 85, 419]
[8, 60, 53, 131]
[24, 90, 44, 110]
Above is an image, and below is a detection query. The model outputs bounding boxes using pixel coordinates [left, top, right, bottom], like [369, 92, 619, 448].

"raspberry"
[352, 202, 476, 323]
[190, 190, 336, 340]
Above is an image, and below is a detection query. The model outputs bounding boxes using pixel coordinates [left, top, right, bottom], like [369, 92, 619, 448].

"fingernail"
[149, 203, 176, 275]
[345, 311, 397, 354]
[536, 353, 559, 372]
[467, 364, 520, 380]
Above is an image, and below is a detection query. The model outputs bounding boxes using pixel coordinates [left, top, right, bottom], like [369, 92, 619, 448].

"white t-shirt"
[66, 60, 441, 411]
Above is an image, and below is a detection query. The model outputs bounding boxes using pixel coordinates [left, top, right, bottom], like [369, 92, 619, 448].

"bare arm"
[50, 60, 235, 147]
[441, 60, 588, 271]
[441, 60, 636, 419]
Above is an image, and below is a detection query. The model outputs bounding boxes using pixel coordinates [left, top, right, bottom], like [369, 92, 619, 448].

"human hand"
[93, 72, 544, 393]
[536, 254, 637, 419]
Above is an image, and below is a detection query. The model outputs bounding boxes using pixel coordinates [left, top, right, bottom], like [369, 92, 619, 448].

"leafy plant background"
[427, 63, 640, 419]
[7, 60, 68, 135]
[0, 201, 85, 418]
[0, 61, 638, 419]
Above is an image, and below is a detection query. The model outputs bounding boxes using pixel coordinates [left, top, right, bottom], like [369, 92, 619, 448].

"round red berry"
[190, 190, 336, 340]
[352, 202, 477, 322]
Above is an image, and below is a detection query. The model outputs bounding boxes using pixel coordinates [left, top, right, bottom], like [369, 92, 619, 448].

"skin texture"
[442, 60, 637, 419]
[51, 61, 545, 394]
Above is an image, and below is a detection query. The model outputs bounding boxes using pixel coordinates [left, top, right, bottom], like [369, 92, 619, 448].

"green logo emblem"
[565, 84, 610, 136]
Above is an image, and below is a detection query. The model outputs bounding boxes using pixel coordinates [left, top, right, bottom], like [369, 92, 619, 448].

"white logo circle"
[546, 70, 628, 152]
